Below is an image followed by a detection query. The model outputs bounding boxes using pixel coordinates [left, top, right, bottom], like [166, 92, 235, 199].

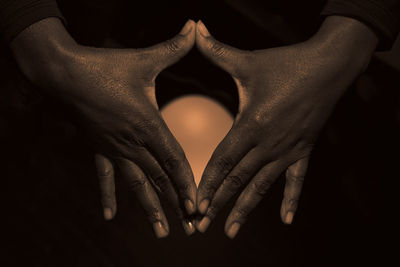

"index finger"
[145, 119, 197, 215]
[197, 127, 253, 214]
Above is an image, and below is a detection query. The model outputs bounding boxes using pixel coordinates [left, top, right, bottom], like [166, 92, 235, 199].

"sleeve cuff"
[0, 1, 66, 44]
[321, 0, 400, 51]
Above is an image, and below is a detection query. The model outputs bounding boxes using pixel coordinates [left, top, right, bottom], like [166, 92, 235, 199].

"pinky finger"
[95, 154, 117, 221]
[281, 157, 309, 225]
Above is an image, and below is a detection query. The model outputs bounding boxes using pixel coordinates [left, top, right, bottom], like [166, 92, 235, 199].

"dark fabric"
[0, 0, 400, 49]
[323, 0, 400, 50]
[0, 0, 64, 43]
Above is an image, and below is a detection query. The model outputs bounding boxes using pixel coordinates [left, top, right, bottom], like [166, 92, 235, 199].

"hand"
[194, 17, 378, 238]
[10, 18, 198, 238]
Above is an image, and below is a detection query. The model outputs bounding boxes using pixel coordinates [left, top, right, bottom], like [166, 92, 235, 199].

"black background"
[1, 0, 398, 266]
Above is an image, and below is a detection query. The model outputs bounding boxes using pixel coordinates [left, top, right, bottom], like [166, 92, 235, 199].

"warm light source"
[161, 95, 234, 186]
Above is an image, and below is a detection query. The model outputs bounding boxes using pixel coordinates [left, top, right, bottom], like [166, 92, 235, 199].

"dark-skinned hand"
[10, 18, 198, 238]
[194, 17, 378, 238]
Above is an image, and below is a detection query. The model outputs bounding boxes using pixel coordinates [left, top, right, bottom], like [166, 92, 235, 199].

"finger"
[117, 158, 170, 238]
[127, 146, 196, 235]
[147, 19, 196, 73]
[145, 121, 197, 216]
[112, 122, 196, 234]
[224, 161, 284, 239]
[196, 147, 268, 233]
[197, 127, 253, 215]
[281, 157, 309, 225]
[195, 20, 250, 78]
[128, 147, 185, 216]
[95, 154, 116, 220]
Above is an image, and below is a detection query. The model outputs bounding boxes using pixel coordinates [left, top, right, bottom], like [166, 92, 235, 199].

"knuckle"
[177, 182, 191, 195]
[201, 178, 218, 195]
[288, 198, 299, 207]
[286, 171, 305, 183]
[101, 193, 114, 203]
[97, 168, 113, 179]
[214, 157, 234, 174]
[152, 173, 171, 191]
[165, 38, 182, 53]
[253, 179, 272, 196]
[210, 42, 225, 58]
[206, 204, 220, 220]
[120, 128, 146, 147]
[251, 114, 267, 131]
[232, 207, 248, 220]
[163, 155, 182, 172]
[145, 208, 162, 223]
[128, 178, 148, 192]
[285, 198, 299, 209]
[134, 117, 160, 136]
[223, 175, 244, 193]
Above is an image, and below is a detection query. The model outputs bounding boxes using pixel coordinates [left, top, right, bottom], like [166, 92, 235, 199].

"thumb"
[196, 20, 249, 78]
[147, 19, 196, 73]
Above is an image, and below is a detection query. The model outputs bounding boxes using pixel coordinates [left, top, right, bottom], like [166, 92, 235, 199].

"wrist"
[309, 15, 378, 74]
[10, 17, 79, 88]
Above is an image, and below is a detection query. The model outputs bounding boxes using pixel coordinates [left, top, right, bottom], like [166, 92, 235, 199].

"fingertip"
[225, 222, 241, 239]
[195, 21, 210, 51]
[180, 19, 196, 36]
[153, 221, 169, 239]
[280, 200, 294, 225]
[188, 19, 196, 28]
[184, 199, 196, 215]
[183, 177, 198, 215]
[198, 199, 210, 215]
[182, 220, 196, 236]
[196, 20, 210, 37]
[280, 202, 287, 224]
[196, 216, 211, 233]
[285, 212, 294, 225]
[103, 207, 113, 221]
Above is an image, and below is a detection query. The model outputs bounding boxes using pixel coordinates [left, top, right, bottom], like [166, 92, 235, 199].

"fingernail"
[197, 20, 210, 37]
[226, 222, 241, 239]
[103, 208, 113, 220]
[199, 199, 210, 214]
[285, 212, 294, 225]
[182, 220, 196, 236]
[184, 199, 196, 215]
[180, 20, 194, 35]
[153, 221, 169, 238]
[196, 216, 211, 233]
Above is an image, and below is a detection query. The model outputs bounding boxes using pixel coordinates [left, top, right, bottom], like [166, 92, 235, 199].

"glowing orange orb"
[161, 95, 233, 186]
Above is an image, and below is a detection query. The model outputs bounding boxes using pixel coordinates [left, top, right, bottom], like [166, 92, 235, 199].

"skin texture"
[10, 17, 198, 238]
[194, 16, 378, 238]
[8, 15, 379, 240]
